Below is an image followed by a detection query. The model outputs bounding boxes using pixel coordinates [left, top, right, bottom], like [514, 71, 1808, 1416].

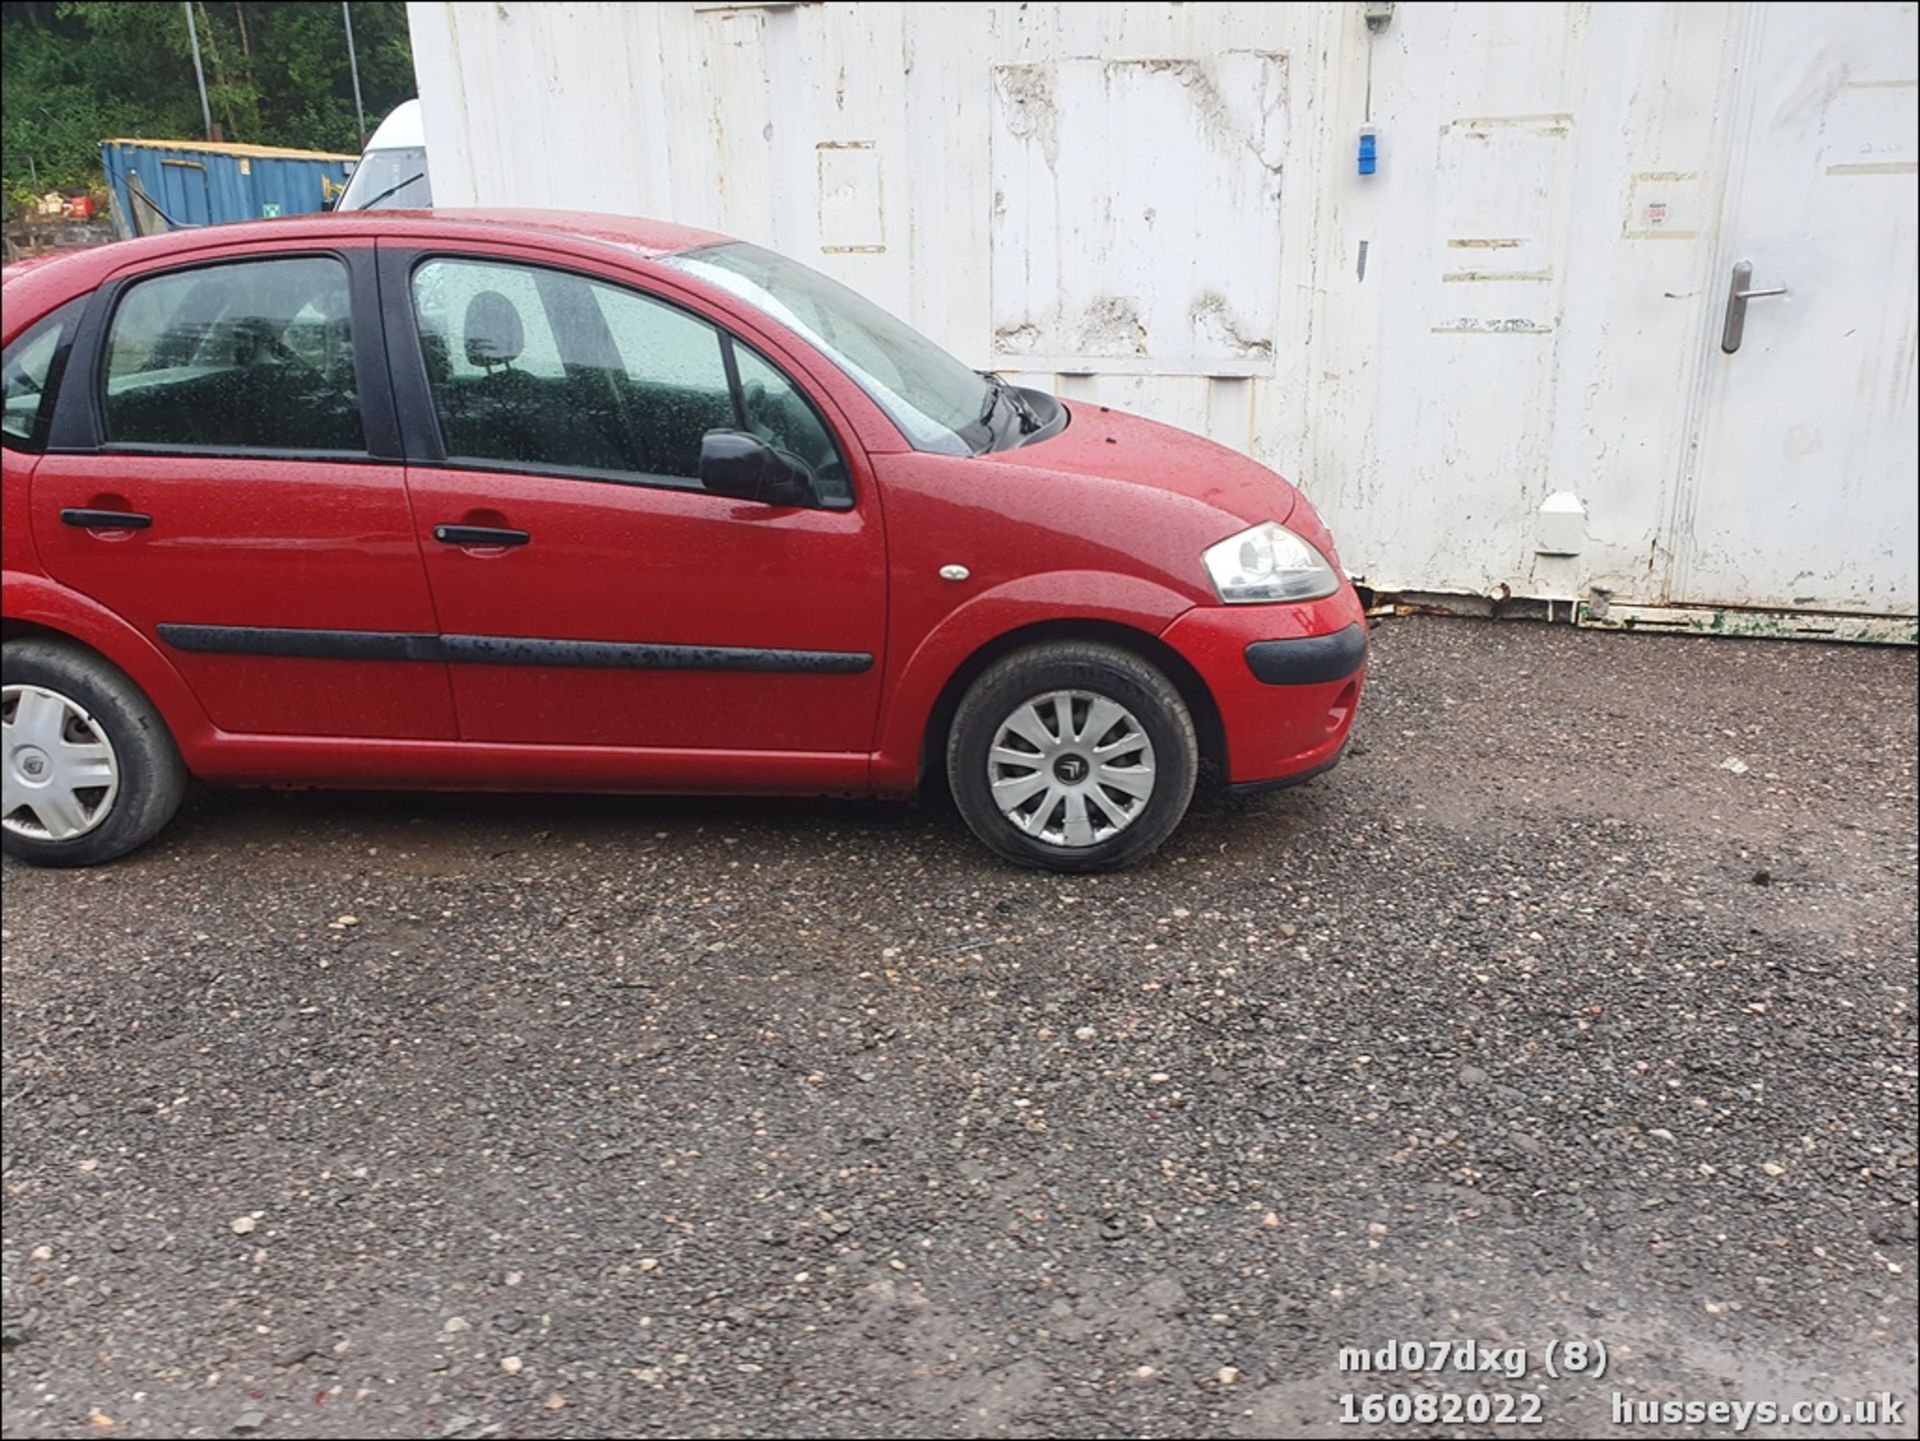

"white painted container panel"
[406, 0, 1920, 624]
[988, 53, 1285, 375]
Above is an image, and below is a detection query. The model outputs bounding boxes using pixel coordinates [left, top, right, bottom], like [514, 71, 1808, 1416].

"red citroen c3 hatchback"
[1, 211, 1365, 872]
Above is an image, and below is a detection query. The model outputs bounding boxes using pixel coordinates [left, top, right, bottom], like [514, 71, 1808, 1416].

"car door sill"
[180, 732, 880, 796]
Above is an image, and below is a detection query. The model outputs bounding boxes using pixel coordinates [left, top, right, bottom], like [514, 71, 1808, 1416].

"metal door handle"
[434, 524, 530, 547]
[1721, 260, 1787, 353]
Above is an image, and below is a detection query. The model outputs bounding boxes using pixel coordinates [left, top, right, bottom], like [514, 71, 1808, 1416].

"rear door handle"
[433, 524, 530, 547]
[61, 508, 152, 530]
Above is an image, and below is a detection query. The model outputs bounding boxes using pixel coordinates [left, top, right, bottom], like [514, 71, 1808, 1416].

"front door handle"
[1721, 259, 1788, 353]
[433, 524, 530, 547]
[61, 507, 152, 530]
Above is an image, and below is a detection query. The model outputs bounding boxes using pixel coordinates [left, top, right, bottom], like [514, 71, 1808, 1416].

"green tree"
[2, 1, 413, 206]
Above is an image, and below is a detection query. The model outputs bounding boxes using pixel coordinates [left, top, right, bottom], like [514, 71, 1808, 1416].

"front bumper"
[1159, 587, 1368, 788]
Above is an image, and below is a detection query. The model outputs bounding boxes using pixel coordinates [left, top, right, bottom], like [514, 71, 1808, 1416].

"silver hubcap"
[2, 684, 120, 842]
[988, 688, 1156, 848]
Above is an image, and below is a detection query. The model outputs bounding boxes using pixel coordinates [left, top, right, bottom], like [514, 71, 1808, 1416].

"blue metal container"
[100, 139, 358, 238]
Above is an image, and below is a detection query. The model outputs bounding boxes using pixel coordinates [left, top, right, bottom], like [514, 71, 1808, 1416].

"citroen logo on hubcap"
[1054, 754, 1089, 784]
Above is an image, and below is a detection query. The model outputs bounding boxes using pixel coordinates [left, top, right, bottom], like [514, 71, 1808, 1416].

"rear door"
[32, 245, 457, 739]
[382, 242, 887, 761]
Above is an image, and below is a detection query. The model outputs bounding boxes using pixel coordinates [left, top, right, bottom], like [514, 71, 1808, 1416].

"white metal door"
[1675, 2, 1919, 616]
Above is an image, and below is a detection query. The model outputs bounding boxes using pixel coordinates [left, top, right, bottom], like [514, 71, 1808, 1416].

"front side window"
[409, 257, 850, 501]
[2, 300, 80, 451]
[413, 259, 566, 385]
[584, 276, 738, 480]
[103, 256, 363, 452]
[732, 342, 850, 501]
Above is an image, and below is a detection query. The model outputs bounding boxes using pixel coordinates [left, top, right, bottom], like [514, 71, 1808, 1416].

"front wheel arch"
[916, 619, 1227, 799]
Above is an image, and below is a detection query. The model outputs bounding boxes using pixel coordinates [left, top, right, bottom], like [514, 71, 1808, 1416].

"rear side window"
[102, 257, 363, 453]
[2, 299, 81, 452]
[409, 256, 850, 502]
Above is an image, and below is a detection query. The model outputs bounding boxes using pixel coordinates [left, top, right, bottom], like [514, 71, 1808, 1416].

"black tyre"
[2, 639, 186, 868]
[947, 641, 1198, 872]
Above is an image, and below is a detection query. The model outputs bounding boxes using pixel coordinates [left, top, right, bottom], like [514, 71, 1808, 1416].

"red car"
[2, 211, 1365, 871]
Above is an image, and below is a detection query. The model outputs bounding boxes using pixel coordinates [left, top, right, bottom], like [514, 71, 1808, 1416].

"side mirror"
[699, 429, 818, 507]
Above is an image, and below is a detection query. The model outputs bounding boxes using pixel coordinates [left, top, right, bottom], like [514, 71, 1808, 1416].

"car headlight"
[1201, 521, 1341, 603]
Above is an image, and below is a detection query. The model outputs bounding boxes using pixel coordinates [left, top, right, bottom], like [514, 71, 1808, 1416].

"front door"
[1675, 2, 1919, 615]
[33, 248, 457, 740]
[389, 249, 887, 760]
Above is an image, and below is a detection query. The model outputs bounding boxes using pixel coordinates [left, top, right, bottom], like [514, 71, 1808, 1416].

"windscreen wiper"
[972, 379, 1010, 451]
[1005, 384, 1043, 434]
[979, 373, 1045, 436]
[356, 174, 427, 211]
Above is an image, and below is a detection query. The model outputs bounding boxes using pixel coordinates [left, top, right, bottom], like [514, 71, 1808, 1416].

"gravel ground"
[2, 617, 1915, 1440]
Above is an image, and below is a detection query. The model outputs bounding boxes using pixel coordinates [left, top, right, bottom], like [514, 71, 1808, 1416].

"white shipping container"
[406, 0, 1919, 635]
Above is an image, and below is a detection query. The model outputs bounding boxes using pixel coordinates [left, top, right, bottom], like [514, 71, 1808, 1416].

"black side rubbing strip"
[438, 634, 873, 674]
[157, 624, 442, 662]
[1243, 623, 1368, 686]
[156, 624, 873, 674]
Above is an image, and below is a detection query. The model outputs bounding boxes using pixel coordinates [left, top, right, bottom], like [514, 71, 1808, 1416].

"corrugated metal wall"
[405, 1, 1919, 627]
[101, 140, 355, 237]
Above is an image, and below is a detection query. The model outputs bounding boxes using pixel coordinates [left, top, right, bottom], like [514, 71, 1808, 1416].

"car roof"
[2, 210, 738, 330]
[324, 208, 736, 256]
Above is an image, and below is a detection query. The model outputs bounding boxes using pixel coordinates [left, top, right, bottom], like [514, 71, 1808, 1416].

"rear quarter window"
[1, 298, 83, 452]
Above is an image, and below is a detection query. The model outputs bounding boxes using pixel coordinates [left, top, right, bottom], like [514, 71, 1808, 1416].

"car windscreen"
[663, 242, 997, 456]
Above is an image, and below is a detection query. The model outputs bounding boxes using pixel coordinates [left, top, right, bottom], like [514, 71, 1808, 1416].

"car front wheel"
[2, 639, 186, 868]
[947, 641, 1199, 872]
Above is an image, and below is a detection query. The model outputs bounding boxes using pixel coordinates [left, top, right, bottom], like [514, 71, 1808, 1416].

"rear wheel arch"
[2, 626, 171, 735]
[1, 617, 133, 673]
[1, 617, 70, 647]
[916, 618, 1227, 798]
[0, 588, 211, 755]
[3, 631, 189, 865]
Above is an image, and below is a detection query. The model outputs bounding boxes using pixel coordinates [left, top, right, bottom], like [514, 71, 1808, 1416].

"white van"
[337, 99, 431, 210]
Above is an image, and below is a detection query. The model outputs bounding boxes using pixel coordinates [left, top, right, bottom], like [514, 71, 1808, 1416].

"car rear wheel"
[2, 639, 186, 868]
[947, 641, 1198, 871]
